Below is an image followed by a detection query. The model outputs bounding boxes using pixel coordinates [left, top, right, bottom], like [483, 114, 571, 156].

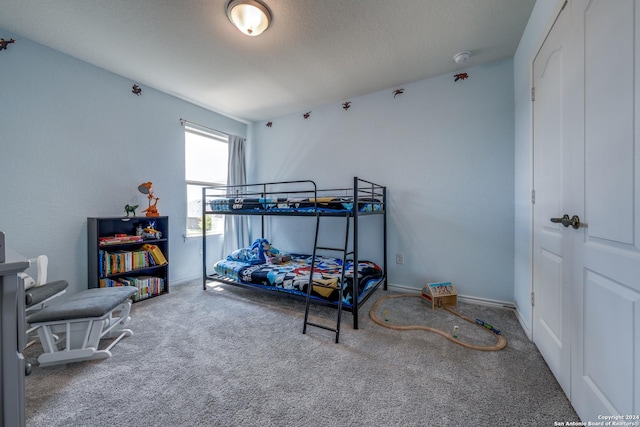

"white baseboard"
[457, 295, 515, 310]
[171, 276, 202, 286]
[386, 283, 516, 310]
[386, 283, 537, 341]
[514, 306, 532, 341]
[386, 283, 422, 294]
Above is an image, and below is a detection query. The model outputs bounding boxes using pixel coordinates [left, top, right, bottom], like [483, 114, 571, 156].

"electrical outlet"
[396, 252, 404, 264]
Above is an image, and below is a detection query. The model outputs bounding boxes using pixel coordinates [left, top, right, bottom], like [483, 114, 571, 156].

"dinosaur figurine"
[124, 204, 138, 217]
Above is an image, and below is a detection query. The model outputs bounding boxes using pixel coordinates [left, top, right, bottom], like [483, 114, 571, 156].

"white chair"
[18, 255, 68, 348]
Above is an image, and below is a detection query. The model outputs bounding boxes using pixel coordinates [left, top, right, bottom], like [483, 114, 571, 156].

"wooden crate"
[421, 282, 458, 309]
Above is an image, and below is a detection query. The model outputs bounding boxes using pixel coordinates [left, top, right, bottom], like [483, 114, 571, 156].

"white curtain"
[223, 135, 249, 255]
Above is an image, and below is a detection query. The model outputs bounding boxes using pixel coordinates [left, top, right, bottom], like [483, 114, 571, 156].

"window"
[185, 125, 228, 236]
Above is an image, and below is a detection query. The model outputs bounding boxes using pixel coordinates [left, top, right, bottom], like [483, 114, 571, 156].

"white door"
[569, 0, 640, 420]
[532, 3, 572, 397]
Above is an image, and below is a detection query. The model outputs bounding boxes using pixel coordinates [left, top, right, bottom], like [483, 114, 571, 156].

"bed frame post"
[202, 186, 207, 290]
[352, 176, 359, 329]
[261, 183, 266, 238]
[383, 184, 388, 290]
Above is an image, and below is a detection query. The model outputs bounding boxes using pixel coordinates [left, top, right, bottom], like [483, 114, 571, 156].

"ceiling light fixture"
[226, 0, 272, 36]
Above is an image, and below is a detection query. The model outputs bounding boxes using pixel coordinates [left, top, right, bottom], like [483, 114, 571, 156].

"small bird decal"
[266, 121, 273, 127]
[342, 101, 351, 110]
[0, 38, 15, 51]
[393, 88, 404, 98]
[132, 84, 142, 95]
[454, 73, 469, 82]
[303, 111, 311, 119]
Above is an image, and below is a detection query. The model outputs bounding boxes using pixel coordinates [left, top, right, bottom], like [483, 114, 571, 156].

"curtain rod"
[179, 118, 230, 138]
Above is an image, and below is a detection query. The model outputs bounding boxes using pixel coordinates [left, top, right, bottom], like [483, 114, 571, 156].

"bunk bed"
[201, 177, 387, 329]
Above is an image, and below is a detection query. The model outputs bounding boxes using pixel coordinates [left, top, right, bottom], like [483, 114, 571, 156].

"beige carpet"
[24, 281, 579, 426]
[369, 293, 507, 351]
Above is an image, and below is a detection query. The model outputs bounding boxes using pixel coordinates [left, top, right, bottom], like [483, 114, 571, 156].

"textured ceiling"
[0, 0, 536, 123]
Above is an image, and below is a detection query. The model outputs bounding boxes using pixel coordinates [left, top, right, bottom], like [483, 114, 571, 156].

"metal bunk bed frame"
[201, 177, 387, 329]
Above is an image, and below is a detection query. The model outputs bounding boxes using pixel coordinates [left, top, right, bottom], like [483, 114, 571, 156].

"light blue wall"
[249, 59, 515, 303]
[0, 29, 246, 296]
[1, 26, 523, 305]
[513, 0, 565, 335]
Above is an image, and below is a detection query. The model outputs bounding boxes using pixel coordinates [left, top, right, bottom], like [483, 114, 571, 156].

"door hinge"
[531, 86, 535, 102]
[531, 292, 535, 307]
[531, 189, 535, 204]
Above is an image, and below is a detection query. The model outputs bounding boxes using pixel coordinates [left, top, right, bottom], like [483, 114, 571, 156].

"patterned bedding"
[209, 196, 382, 213]
[213, 253, 384, 306]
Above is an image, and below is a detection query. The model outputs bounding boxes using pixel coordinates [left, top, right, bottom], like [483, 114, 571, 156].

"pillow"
[226, 247, 264, 265]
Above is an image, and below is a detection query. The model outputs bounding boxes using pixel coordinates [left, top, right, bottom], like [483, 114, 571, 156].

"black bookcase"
[87, 216, 169, 301]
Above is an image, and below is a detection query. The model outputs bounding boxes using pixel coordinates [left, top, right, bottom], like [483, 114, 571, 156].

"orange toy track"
[369, 294, 507, 351]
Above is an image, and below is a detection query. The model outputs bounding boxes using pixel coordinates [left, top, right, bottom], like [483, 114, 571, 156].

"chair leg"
[32, 300, 134, 367]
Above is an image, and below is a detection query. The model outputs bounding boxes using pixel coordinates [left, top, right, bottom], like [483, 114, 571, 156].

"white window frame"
[185, 125, 228, 238]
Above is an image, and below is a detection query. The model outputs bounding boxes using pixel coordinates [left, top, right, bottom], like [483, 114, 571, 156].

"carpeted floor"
[24, 281, 579, 426]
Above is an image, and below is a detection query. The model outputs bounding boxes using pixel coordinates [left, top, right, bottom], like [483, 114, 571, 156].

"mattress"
[208, 196, 382, 214]
[212, 253, 383, 306]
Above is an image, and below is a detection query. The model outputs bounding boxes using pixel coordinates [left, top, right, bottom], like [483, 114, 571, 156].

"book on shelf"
[142, 244, 167, 265]
[99, 248, 158, 276]
[100, 276, 165, 301]
[98, 235, 144, 246]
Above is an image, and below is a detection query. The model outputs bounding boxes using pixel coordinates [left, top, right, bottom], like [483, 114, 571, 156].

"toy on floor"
[475, 319, 501, 335]
[369, 293, 507, 351]
[421, 282, 458, 309]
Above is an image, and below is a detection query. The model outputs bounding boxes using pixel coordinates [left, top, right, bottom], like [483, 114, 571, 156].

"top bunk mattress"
[208, 196, 382, 214]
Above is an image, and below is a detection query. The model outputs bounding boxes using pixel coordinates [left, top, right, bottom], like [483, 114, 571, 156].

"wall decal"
[454, 73, 469, 82]
[393, 88, 404, 98]
[132, 84, 142, 95]
[303, 111, 311, 119]
[342, 101, 351, 110]
[0, 38, 15, 51]
[266, 121, 273, 127]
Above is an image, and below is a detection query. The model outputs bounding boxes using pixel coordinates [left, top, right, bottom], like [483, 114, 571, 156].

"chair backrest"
[18, 255, 48, 290]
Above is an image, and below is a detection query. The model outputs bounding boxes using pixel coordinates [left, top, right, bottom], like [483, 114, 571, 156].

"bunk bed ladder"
[302, 214, 351, 343]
